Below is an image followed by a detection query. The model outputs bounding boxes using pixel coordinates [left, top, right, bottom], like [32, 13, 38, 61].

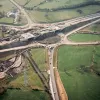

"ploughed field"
[58, 45, 100, 100]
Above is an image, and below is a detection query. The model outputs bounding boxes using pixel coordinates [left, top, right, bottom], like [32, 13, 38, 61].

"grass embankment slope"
[58, 45, 100, 100]
[3, 48, 50, 100]
[82, 21, 100, 32]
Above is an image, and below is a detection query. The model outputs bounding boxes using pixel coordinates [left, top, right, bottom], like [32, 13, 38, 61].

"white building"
[20, 33, 36, 41]
[7, 9, 20, 24]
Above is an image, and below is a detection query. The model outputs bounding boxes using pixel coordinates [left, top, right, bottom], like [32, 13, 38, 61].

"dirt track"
[53, 48, 68, 100]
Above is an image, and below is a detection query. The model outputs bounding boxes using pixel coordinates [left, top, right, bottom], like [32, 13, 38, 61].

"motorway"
[48, 47, 59, 100]
[1, 17, 100, 53]
[0, 12, 100, 47]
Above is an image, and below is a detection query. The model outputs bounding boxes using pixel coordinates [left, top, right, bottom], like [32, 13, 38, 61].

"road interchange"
[0, 0, 100, 100]
[0, 17, 100, 100]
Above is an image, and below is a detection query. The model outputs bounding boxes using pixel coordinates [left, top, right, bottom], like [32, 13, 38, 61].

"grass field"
[8, 48, 47, 90]
[15, 0, 27, 5]
[15, 0, 100, 9]
[68, 33, 100, 42]
[0, 0, 27, 25]
[0, 0, 16, 12]
[15, 0, 44, 7]
[0, 0, 15, 24]
[25, 0, 45, 7]
[58, 45, 100, 100]
[39, 0, 100, 9]
[0, 89, 49, 100]
[14, 0, 100, 23]
[0, 18, 13, 24]
[30, 48, 47, 71]
[26, 5, 100, 23]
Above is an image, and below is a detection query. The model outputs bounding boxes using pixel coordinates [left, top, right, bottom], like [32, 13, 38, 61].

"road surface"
[48, 47, 59, 100]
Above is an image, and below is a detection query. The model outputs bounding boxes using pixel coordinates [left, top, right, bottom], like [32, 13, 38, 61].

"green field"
[39, 0, 100, 9]
[30, 48, 48, 79]
[0, 0, 27, 25]
[0, 0, 100, 23]
[0, 0, 15, 24]
[15, 0, 28, 5]
[8, 48, 47, 90]
[25, 0, 44, 7]
[30, 48, 47, 71]
[8, 65, 44, 90]
[0, 18, 14, 24]
[15, 0, 100, 23]
[58, 45, 100, 100]
[15, 0, 44, 7]
[0, 89, 49, 100]
[0, 0, 16, 12]
[26, 5, 100, 23]
[15, 0, 100, 9]
[68, 33, 100, 42]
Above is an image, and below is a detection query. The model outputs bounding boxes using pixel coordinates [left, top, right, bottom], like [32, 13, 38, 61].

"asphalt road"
[48, 47, 59, 100]
[0, 17, 100, 52]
